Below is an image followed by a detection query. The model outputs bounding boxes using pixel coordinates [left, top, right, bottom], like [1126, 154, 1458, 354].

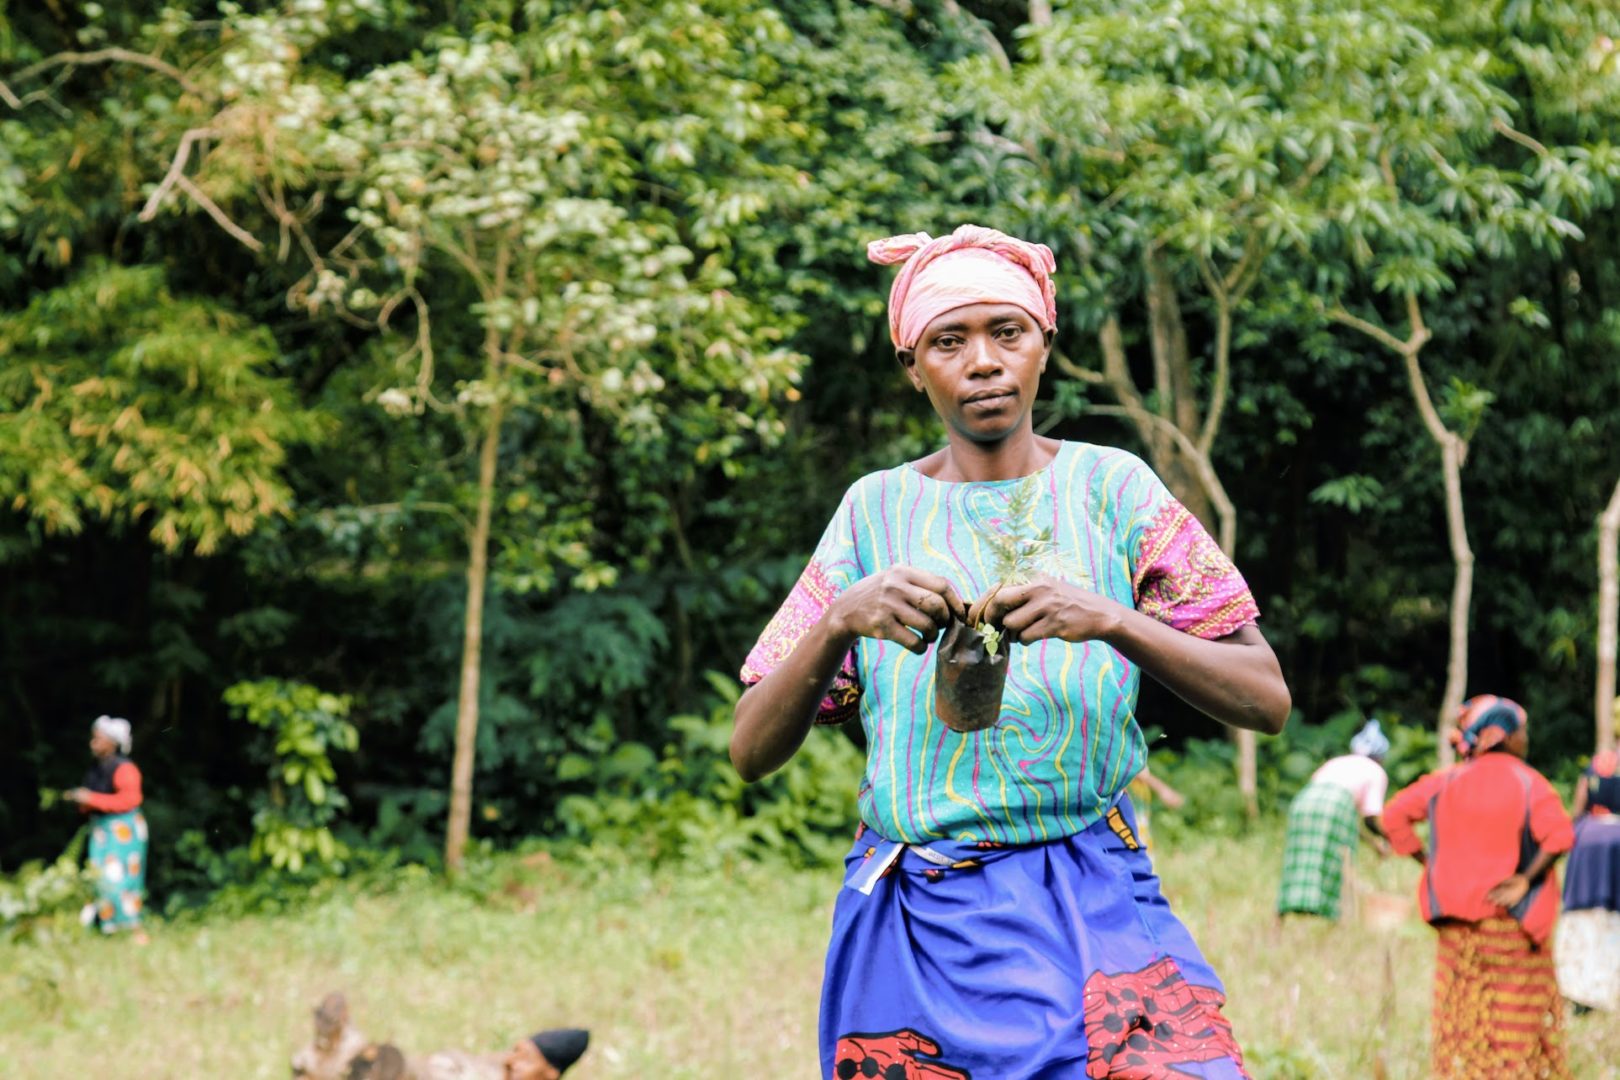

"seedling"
[935, 474, 1086, 733]
[967, 474, 1088, 653]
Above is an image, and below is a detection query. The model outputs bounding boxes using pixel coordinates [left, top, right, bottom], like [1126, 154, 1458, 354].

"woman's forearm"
[730, 616, 857, 782]
[1100, 612, 1290, 734]
[1523, 848, 1563, 886]
[731, 566, 966, 782]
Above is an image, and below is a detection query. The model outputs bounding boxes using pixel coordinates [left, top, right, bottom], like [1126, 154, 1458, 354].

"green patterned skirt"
[1276, 781, 1359, 919]
[88, 809, 147, 933]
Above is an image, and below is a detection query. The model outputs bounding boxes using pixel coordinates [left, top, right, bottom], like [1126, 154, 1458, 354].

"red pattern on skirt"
[1432, 917, 1569, 1080]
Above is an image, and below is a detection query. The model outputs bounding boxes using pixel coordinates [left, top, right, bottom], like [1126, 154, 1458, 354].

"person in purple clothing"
[1557, 747, 1620, 1011]
[730, 224, 1290, 1078]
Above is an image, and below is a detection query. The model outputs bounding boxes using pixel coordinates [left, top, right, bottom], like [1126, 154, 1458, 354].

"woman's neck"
[922, 429, 1058, 483]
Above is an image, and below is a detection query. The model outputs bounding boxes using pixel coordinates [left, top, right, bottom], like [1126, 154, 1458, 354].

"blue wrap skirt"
[820, 795, 1248, 1079]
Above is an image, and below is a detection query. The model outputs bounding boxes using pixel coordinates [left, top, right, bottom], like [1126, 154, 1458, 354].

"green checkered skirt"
[1276, 781, 1360, 919]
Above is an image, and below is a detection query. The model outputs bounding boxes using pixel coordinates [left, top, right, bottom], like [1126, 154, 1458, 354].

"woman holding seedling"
[732, 224, 1289, 1079]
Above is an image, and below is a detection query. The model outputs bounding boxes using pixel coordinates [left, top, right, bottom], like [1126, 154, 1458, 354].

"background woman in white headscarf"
[65, 715, 149, 942]
[1275, 719, 1392, 921]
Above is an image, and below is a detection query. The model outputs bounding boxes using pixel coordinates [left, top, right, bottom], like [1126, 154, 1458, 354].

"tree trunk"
[444, 396, 506, 873]
[1215, 498, 1259, 817]
[1092, 295, 1258, 816]
[1433, 419, 1473, 767]
[1142, 266, 1257, 816]
[1145, 250, 1201, 439]
[1597, 476, 1620, 755]
[1329, 302, 1468, 766]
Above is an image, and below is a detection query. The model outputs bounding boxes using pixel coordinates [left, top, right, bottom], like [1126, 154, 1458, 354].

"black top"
[1587, 766, 1620, 815]
[81, 753, 131, 794]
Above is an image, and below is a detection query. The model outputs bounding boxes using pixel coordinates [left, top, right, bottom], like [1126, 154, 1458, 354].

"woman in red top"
[1382, 695, 1573, 1079]
[65, 715, 149, 943]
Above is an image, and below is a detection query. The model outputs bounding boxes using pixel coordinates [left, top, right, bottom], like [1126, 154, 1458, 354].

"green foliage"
[0, 827, 89, 941]
[0, 263, 320, 553]
[223, 679, 358, 873]
[554, 673, 864, 869]
[1308, 475, 1387, 516]
[14, 836, 1620, 1076]
[3, 0, 1620, 899]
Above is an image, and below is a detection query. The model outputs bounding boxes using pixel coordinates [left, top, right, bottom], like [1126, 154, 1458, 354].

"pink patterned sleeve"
[739, 501, 863, 725]
[1130, 481, 1260, 640]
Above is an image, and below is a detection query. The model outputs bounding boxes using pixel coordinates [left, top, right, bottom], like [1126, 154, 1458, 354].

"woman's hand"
[731, 567, 966, 782]
[65, 788, 90, 806]
[973, 574, 1126, 645]
[828, 568, 968, 654]
[976, 576, 1290, 734]
[1485, 873, 1531, 910]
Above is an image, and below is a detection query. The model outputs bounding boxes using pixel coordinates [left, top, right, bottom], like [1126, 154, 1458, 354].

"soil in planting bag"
[934, 618, 1009, 733]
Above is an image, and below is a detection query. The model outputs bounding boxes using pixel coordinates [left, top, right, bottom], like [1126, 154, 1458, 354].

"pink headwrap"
[867, 224, 1058, 350]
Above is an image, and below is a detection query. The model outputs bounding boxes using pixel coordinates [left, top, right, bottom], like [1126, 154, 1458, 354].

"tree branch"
[1289, 147, 1334, 195]
[1327, 304, 1450, 451]
[173, 175, 264, 252]
[138, 128, 217, 219]
[1085, 404, 1237, 552]
[1225, 235, 1268, 301]
[11, 48, 201, 94]
[1492, 117, 1549, 158]
[1051, 350, 1108, 385]
[938, 0, 1012, 71]
[1404, 291, 1430, 351]
[1326, 305, 1418, 357]
[1199, 303, 1232, 458]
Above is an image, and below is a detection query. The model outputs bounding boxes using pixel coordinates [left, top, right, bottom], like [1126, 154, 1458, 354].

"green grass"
[3, 834, 1618, 1078]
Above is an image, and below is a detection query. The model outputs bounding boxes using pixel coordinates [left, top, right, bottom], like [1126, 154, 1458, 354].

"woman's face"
[900, 302, 1050, 445]
[1505, 726, 1530, 758]
[503, 1040, 560, 1080]
[89, 731, 118, 758]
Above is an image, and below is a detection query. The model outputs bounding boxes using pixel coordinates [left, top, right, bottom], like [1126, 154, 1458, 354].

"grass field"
[2, 831, 1618, 1078]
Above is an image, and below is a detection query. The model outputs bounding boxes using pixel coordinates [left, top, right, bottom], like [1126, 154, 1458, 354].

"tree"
[1312, 40, 1614, 760]
[89, 2, 839, 869]
[957, 0, 1608, 767]
[0, 263, 318, 553]
[0, 0, 972, 867]
[1599, 477, 1620, 754]
[953, 0, 1434, 809]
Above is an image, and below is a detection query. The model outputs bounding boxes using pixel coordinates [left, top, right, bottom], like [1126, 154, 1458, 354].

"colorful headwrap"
[867, 224, 1058, 350]
[92, 715, 132, 755]
[1447, 695, 1527, 760]
[1350, 719, 1390, 760]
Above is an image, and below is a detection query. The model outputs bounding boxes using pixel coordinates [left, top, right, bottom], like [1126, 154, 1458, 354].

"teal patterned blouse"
[741, 441, 1259, 845]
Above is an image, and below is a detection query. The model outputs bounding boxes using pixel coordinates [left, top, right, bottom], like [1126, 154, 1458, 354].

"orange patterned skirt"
[1432, 917, 1569, 1079]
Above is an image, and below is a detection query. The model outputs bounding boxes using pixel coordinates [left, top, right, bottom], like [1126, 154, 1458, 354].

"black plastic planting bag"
[933, 618, 1008, 733]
